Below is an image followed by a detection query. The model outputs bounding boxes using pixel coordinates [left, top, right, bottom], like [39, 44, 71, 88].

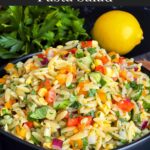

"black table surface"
[0, 6, 150, 150]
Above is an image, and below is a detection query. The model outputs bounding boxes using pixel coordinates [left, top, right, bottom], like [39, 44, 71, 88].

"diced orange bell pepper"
[101, 56, 109, 64]
[16, 125, 27, 139]
[0, 78, 6, 84]
[98, 90, 107, 103]
[119, 70, 127, 80]
[56, 74, 67, 85]
[81, 41, 92, 48]
[95, 65, 106, 74]
[5, 99, 16, 109]
[4, 63, 14, 71]
[77, 81, 89, 96]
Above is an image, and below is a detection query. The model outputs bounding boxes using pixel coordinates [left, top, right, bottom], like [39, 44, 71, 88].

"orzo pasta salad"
[0, 40, 150, 150]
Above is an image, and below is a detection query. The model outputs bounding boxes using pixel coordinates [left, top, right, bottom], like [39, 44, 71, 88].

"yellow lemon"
[92, 10, 143, 55]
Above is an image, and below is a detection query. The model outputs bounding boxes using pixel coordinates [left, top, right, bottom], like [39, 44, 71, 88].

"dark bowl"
[0, 53, 150, 150]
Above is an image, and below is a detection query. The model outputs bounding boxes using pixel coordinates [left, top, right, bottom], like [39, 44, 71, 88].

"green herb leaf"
[86, 110, 95, 117]
[70, 101, 81, 109]
[28, 106, 48, 120]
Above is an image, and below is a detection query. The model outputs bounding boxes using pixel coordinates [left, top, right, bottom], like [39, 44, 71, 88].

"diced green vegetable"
[100, 78, 106, 87]
[67, 83, 76, 89]
[86, 110, 95, 117]
[129, 81, 143, 101]
[130, 81, 143, 90]
[133, 114, 141, 123]
[70, 94, 77, 102]
[0, 108, 10, 116]
[54, 100, 70, 110]
[88, 89, 97, 97]
[120, 139, 128, 144]
[31, 135, 40, 145]
[115, 111, 120, 118]
[28, 106, 48, 120]
[143, 100, 150, 112]
[31, 90, 36, 95]
[0, 84, 4, 93]
[82, 137, 88, 150]
[111, 55, 116, 59]
[44, 136, 51, 142]
[89, 72, 101, 83]
[125, 83, 130, 90]
[87, 47, 96, 55]
[70, 101, 81, 109]
[75, 49, 84, 58]
[131, 89, 142, 101]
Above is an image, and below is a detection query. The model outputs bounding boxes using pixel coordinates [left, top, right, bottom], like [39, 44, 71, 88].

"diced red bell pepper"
[67, 116, 93, 127]
[37, 53, 45, 59]
[67, 117, 80, 127]
[81, 41, 92, 48]
[79, 116, 93, 126]
[117, 99, 134, 112]
[95, 65, 106, 74]
[23, 121, 33, 128]
[38, 78, 51, 91]
[45, 89, 56, 104]
[70, 48, 77, 54]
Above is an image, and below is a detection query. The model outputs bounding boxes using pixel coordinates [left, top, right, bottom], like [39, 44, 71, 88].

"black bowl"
[0, 53, 150, 150]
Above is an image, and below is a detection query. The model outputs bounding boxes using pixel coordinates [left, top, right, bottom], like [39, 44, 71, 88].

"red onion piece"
[141, 121, 148, 130]
[134, 67, 138, 71]
[41, 57, 49, 66]
[52, 138, 63, 150]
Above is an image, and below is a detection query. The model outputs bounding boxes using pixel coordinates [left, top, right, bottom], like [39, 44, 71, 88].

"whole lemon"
[92, 10, 143, 55]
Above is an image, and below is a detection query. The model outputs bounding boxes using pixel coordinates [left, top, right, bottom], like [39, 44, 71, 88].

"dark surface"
[0, 6, 150, 150]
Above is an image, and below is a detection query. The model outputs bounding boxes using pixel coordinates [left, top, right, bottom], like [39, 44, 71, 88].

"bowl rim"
[0, 52, 150, 150]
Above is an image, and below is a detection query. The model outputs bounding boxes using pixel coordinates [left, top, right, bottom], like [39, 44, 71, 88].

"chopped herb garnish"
[31, 90, 36, 95]
[111, 55, 116, 59]
[70, 101, 81, 109]
[88, 89, 97, 97]
[67, 83, 76, 89]
[86, 110, 95, 117]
